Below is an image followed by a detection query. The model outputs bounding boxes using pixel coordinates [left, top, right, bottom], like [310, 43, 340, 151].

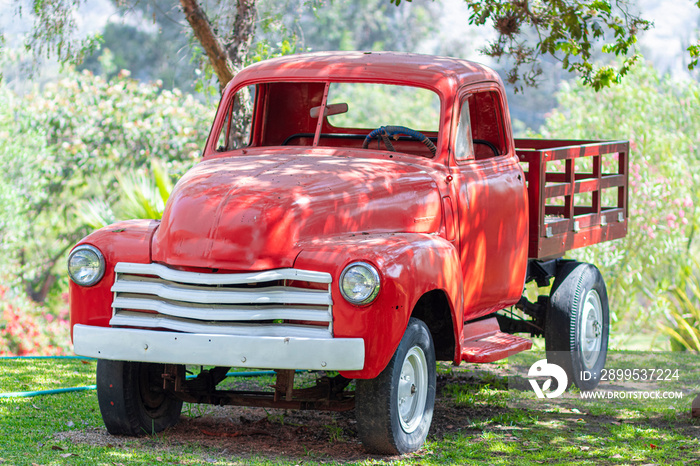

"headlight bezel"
[67, 244, 106, 287]
[339, 261, 381, 306]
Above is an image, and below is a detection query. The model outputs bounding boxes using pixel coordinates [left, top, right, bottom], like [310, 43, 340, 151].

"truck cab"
[68, 52, 628, 454]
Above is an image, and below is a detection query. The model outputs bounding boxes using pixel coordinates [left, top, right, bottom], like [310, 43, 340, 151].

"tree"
[13, 0, 697, 93]
[78, 8, 199, 90]
[285, 0, 439, 53]
[392, 0, 656, 91]
[179, 0, 256, 89]
[6, 0, 258, 90]
[690, 0, 700, 71]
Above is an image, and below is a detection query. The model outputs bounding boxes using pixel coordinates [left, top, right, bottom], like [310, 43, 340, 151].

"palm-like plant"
[661, 261, 700, 352]
[76, 159, 174, 229]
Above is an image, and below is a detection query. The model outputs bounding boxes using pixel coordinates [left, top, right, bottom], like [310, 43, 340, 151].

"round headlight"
[340, 262, 381, 305]
[67, 245, 105, 287]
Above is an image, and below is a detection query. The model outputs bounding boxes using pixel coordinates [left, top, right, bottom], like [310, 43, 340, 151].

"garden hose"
[0, 356, 305, 398]
[0, 385, 97, 399]
[0, 355, 96, 360]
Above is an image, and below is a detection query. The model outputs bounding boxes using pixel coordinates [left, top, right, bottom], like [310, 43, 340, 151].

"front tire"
[545, 262, 610, 391]
[96, 360, 183, 435]
[356, 318, 436, 454]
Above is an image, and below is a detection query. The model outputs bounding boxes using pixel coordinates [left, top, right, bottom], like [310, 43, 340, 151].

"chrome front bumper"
[73, 324, 365, 370]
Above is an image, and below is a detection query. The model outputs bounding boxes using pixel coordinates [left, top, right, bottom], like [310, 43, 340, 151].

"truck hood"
[152, 153, 442, 270]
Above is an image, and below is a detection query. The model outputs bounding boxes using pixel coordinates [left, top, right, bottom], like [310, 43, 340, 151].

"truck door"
[449, 86, 528, 321]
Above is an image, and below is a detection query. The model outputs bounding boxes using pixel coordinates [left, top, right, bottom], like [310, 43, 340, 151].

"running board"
[460, 317, 532, 363]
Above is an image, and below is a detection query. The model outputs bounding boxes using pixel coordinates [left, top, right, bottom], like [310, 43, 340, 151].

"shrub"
[0, 68, 214, 304]
[0, 286, 71, 356]
[0, 68, 213, 354]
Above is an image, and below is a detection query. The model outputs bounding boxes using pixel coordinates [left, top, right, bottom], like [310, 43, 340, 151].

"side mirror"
[310, 103, 349, 118]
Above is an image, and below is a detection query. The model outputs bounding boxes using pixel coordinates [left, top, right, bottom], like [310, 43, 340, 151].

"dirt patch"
[54, 363, 700, 462]
[53, 383, 474, 462]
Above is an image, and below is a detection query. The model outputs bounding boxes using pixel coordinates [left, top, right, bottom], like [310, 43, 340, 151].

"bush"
[0, 69, 213, 354]
[0, 286, 71, 356]
[0, 68, 214, 303]
[661, 261, 700, 351]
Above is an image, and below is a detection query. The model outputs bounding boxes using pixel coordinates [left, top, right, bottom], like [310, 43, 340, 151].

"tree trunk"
[226, 0, 257, 73]
[179, 0, 235, 89]
[179, 0, 257, 148]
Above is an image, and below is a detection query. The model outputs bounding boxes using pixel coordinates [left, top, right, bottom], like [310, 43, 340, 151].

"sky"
[637, 0, 700, 77]
[0, 0, 698, 80]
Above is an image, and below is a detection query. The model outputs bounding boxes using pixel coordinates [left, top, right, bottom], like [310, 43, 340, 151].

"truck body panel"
[152, 151, 443, 271]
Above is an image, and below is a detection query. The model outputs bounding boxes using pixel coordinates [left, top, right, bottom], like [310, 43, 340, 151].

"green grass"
[1, 353, 699, 465]
[0, 359, 215, 465]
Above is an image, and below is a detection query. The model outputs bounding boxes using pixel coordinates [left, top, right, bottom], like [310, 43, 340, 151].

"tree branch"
[179, 0, 234, 89]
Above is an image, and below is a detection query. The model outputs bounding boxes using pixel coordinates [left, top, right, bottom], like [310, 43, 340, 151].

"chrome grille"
[110, 262, 333, 338]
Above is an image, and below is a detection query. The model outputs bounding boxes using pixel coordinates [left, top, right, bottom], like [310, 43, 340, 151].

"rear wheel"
[96, 360, 183, 435]
[545, 262, 609, 390]
[356, 318, 436, 454]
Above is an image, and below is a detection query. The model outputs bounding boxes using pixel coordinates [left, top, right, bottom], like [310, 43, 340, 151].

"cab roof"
[228, 51, 502, 95]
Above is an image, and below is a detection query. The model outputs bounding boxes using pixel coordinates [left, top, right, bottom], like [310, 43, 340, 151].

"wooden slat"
[515, 138, 599, 151]
[544, 174, 626, 198]
[531, 221, 628, 259]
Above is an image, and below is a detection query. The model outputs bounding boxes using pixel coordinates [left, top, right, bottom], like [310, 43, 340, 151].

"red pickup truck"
[68, 52, 628, 454]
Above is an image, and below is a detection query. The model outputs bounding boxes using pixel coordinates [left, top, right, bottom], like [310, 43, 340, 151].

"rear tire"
[96, 360, 183, 435]
[545, 262, 609, 391]
[356, 318, 436, 454]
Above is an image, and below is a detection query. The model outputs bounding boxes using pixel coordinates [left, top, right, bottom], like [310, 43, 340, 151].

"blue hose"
[0, 355, 95, 360]
[0, 385, 97, 399]
[0, 359, 304, 398]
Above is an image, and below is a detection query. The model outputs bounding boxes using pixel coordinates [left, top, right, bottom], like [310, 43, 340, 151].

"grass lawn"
[0, 352, 698, 465]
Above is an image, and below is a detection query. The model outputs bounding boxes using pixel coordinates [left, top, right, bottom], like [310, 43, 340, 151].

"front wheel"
[356, 318, 436, 454]
[96, 360, 183, 435]
[545, 262, 610, 391]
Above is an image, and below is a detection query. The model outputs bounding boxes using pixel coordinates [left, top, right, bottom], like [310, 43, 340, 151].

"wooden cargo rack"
[515, 139, 629, 260]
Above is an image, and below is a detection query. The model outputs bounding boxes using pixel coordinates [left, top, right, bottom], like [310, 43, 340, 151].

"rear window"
[326, 83, 440, 132]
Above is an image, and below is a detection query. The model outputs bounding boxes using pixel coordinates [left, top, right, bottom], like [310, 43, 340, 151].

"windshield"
[215, 81, 441, 158]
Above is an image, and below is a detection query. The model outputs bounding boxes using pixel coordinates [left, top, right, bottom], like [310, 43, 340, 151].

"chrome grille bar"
[112, 278, 332, 306]
[110, 262, 334, 338]
[111, 296, 331, 322]
[114, 262, 332, 285]
[110, 311, 332, 338]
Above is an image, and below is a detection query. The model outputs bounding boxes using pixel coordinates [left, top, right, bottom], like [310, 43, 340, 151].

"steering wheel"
[362, 125, 437, 156]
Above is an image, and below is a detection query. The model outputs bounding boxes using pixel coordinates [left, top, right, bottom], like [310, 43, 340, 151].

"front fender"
[294, 233, 464, 379]
[69, 220, 159, 339]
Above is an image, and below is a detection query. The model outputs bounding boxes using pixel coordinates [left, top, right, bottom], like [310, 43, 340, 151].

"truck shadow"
[54, 359, 700, 463]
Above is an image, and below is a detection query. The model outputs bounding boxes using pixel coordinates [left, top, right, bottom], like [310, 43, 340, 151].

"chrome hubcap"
[398, 346, 428, 433]
[579, 289, 603, 369]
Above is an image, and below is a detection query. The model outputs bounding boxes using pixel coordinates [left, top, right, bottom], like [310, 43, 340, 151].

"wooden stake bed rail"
[515, 139, 630, 260]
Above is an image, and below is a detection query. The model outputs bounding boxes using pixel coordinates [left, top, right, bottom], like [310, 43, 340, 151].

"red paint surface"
[460, 317, 533, 363]
[294, 233, 463, 379]
[461, 331, 533, 363]
[152, 151, 442, 271]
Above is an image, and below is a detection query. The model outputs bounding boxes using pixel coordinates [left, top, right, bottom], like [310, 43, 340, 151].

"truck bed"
[515, 139, 629, 260]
